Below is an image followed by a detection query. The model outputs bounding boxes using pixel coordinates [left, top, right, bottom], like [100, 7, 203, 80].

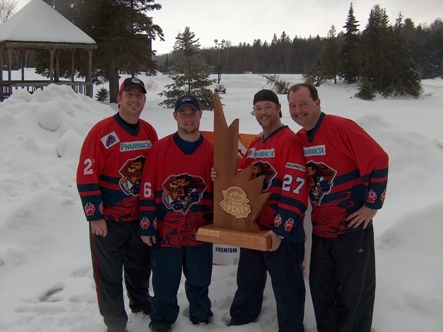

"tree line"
[159, 4, 442, 99]
[2, 1, 442, 101]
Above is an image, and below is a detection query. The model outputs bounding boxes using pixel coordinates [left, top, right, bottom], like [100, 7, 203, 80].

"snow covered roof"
[0, 0, 96, 46]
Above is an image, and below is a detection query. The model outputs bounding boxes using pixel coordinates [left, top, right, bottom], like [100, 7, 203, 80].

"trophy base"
[196, 224, 271, 251]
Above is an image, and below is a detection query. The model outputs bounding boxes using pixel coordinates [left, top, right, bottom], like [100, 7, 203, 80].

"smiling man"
[77, 77, 158, 332]
[228, 89, 308, 332]
[139, 94, 214, 332]
[287, 83, 389, 332]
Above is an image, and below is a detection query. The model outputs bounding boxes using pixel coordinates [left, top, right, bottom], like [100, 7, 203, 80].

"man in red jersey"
[287, 83, 389, 332]
[76, 77, 158, 332]
[227, 90, 308, 332]
[139, 95, 214, 332]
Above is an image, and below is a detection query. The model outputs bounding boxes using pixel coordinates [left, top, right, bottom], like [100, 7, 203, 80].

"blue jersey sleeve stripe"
[77, 183, 100, 193]
[99, 174, 120, 184]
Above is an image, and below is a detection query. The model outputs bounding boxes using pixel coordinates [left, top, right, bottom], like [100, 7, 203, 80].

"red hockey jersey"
[239, 126, 308, 243]
[139, 133, 214, 248]
[76, 114, 158, 222]
[297, 113, 389, 238]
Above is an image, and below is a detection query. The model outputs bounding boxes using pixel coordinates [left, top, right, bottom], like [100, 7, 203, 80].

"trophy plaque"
[196, 93, 271, 251]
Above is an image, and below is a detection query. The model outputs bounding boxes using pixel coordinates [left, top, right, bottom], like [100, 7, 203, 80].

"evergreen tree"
[358, 6, 421, 98]
[340, 3, 360, 83]
[389, 14, 422, 97]
[303, 58, 322, 86]
[424, 19, 443, 78]
[318, 25, 340, 84]
[262, 74, 291, 93]
[413, 24, 435, 78]
[356, 78, 375, 100]
[358, 5, 391, 95]
[158, 27, 215, 110]
[271, 33, 278, 45]
[110, 3, 442, 79]
[95, 87, 109, 102]
[251, 39, 264, 72]
[279, 31, 293, 73]
[36, 0, 164, 103]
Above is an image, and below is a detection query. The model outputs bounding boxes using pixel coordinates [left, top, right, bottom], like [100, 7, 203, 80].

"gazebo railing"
[1, 80, 93, 100]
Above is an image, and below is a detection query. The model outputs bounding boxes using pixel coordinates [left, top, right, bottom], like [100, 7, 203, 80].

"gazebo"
[0, 0, 97, 100]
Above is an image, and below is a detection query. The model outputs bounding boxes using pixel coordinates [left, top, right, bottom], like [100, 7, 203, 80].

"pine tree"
[340, 3, 360, 83]
[303, 58, 322, 86]
[358, 6, 421, 98]
[356, 78, 375, 100]
[158, 27, 215, 110]
[318, 25, 340, 84]
[261, 74, 291, 93]
[389, 14, 422, 97]
[423, 19, 443, 78]
[358, 5, 391, 94]
[95, 87, 109, 102]
[36, 0, 164, 103]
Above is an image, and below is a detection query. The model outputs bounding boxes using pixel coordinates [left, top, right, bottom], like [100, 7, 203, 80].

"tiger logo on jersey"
[306, 161, 337, 205]
[251, 161, 276, 192]
[162, 173, 207, 214]
[119, 156, 146, 196]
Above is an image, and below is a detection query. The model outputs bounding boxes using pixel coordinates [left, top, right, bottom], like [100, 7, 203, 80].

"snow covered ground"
[0, 69, 442, 332]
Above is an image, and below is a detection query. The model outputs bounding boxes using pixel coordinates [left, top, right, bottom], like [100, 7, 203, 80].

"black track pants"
[90, 220, 151, 330]
[309, 226, 375, 332]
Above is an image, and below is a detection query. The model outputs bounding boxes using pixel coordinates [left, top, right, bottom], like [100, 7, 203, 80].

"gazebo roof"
[0, 0, 96, 48]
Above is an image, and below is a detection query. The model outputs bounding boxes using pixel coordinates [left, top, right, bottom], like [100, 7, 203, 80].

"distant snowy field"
[0, 68, 442, 332]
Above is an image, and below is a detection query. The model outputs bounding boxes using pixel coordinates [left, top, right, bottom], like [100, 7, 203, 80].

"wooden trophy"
[196, 93, 271, 251]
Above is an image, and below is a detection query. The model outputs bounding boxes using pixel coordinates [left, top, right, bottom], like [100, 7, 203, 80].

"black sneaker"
[130, 302, 151, 315]
[149, 321, 172, 332]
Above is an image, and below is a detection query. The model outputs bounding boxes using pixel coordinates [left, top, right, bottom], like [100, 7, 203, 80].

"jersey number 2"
[83, 158, 94, 175]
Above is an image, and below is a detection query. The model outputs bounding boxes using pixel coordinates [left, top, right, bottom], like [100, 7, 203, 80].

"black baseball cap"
[253, 89, 282, 117]
[175, 94, 201, 112]
[253, 89, 280, 104]
[119, 77, 147, 94]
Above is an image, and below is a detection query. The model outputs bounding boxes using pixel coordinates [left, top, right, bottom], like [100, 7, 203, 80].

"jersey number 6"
[143, 182, 152, 198]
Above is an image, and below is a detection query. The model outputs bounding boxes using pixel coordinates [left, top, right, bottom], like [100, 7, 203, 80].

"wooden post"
[1, 47, 3, 100]
[70, 49, 76, 82]
[55, 49, 60, 82]
[87, 49, 93, 98]
[196, 93, 271, 251]
[48, 48, 55, 82]
[7, 47, 12, 82]
[21, 49, 25, 82]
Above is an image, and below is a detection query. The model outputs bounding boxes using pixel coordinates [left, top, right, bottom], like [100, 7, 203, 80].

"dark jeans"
[230, 242, 305, 332]
[90, 220, 151, 330]
[309, 226, 375, 332]
[149, 243, 213, 328]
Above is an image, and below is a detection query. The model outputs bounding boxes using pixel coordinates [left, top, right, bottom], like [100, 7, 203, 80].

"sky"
[0, 69, 443, 331]
[14, 0, 443, 54]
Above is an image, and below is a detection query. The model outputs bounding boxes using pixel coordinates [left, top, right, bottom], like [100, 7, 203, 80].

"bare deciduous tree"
[0, 0, 17, 24]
